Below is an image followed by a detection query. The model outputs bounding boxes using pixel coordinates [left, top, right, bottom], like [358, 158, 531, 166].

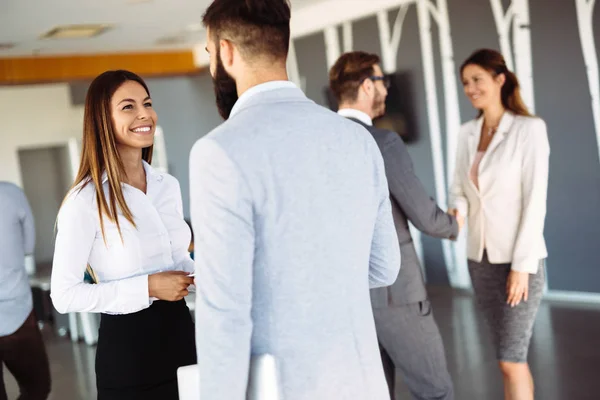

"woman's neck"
[117, 146, 146, 192]
[482, 103, 506, 129]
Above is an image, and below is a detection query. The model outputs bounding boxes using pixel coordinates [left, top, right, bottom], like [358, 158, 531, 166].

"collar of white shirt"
[230, 80, 297, 118]
[101, 160, 161, 185]
[337, 108, 373, 126]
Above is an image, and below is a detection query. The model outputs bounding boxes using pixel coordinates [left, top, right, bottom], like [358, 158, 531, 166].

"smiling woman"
[50, 70, 197, 400]
[111, 80, 158, 164]
[450, 49, 549, 400]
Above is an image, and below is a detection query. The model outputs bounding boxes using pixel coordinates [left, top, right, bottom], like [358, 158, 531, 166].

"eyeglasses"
[367, 75, 391, 89]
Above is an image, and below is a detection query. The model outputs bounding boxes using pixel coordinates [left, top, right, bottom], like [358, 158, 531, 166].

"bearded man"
[188, 2, 401, 399]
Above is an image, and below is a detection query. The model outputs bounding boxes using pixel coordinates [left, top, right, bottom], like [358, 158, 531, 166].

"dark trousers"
[374, 301, 454, 400]
[0, 311, 51, 400]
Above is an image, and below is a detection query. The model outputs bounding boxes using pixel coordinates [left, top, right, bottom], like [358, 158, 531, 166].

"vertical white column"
[416, 0, 456, 283]
[287, 39, 305, 91]
[324, 26, 342, 69]
[432, 0, 471, 288]
[490, 0, 536, 112]
[575, 0, 600, 161]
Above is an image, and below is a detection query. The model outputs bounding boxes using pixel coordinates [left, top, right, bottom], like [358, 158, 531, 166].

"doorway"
[18, 144, 74, 267]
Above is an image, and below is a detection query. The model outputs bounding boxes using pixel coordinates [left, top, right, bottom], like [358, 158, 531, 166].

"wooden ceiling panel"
[0, 51, 201, 85]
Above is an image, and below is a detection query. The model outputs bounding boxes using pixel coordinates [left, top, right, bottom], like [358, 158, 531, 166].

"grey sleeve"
[382, 134, 458, 239]
[18, 188, 35, 255]
[368, 140, 401, 289]
[189, 139, 255, 399]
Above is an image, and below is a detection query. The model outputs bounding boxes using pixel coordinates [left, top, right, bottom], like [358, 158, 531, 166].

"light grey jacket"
[189, 82, 400, 400]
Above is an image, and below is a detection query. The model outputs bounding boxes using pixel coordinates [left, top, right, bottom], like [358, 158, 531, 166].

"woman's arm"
[511, 118, 550, 273]
[50, 193, 150, 314]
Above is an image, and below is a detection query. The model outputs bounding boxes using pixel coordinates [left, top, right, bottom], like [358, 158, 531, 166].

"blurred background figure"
[450, 48, 550, 400]
[0, 182, 51, 400]
[330, 51, 460, 400]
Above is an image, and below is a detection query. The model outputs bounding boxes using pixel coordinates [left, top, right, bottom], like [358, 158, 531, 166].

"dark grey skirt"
[468, 251, 545, 363]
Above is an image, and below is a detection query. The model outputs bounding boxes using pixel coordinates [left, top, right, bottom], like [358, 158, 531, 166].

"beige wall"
[0, 83, 83, 186]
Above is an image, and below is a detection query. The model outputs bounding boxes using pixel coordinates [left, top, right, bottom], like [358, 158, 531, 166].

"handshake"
[447, 208, 465, 234]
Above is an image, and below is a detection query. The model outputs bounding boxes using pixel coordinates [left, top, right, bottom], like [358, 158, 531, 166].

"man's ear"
[220, 39, 235, 68]
[359, 78, 373, 98]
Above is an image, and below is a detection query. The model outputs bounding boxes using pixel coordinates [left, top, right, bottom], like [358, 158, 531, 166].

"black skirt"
[95, 299, 196, 400]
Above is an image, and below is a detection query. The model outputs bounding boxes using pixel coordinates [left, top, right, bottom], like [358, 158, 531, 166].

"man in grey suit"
[189, 2, 400, 399]
[329, 52, 464, 400]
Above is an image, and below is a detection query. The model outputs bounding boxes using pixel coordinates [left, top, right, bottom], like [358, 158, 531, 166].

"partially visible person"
[51, 70, 196, 400]
[449, 48, 549, 400]
[0, 182, 51, 400]
[190, 1, 400, 399]
[330, 51, 460, 400]
[184, 219, 195, 259]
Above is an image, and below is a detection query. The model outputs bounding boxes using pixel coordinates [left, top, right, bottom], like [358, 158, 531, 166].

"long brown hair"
[70, 70, 153, 239]
[460, 49, 532, 117]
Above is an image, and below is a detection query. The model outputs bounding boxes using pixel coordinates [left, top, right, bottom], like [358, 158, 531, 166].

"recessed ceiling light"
[155, 35, 186, 46]
[185, 23, 204, 33]
[40, 24, 112, 40]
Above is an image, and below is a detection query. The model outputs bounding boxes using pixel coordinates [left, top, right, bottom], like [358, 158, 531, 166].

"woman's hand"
[506, 270, 529, 307]
[148, 271, 194, 301]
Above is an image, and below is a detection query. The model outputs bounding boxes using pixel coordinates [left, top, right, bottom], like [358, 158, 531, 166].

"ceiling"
[0, 0, 325, 57]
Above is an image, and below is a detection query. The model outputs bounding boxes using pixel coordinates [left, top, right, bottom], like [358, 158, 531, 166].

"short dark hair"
[329, 51, 381, 103]
[202, 0, 291, 61]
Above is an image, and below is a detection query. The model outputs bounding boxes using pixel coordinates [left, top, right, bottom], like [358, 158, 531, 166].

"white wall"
[0, 84, 83, 186]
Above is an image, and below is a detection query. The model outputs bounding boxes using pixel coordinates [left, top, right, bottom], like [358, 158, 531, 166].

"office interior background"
[1, 0, 599, 399]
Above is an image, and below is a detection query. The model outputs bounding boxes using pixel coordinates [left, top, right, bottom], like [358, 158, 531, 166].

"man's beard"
[371, 90, 387, 119]
[212, 49, 238, 120]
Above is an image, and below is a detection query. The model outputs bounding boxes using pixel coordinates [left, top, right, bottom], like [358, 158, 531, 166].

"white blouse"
[51, 161, 194, 315]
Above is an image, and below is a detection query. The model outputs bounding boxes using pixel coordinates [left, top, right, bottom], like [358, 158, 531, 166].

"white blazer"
[449, 111, 550, 273]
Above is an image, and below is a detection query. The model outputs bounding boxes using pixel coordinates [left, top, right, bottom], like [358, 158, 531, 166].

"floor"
[4, 286, 600, 400]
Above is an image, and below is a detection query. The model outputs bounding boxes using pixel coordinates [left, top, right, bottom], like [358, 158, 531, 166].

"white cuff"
[451, 198, 469, 218]
[122, 274, 151, 312]
[511, 258, 540, 274]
